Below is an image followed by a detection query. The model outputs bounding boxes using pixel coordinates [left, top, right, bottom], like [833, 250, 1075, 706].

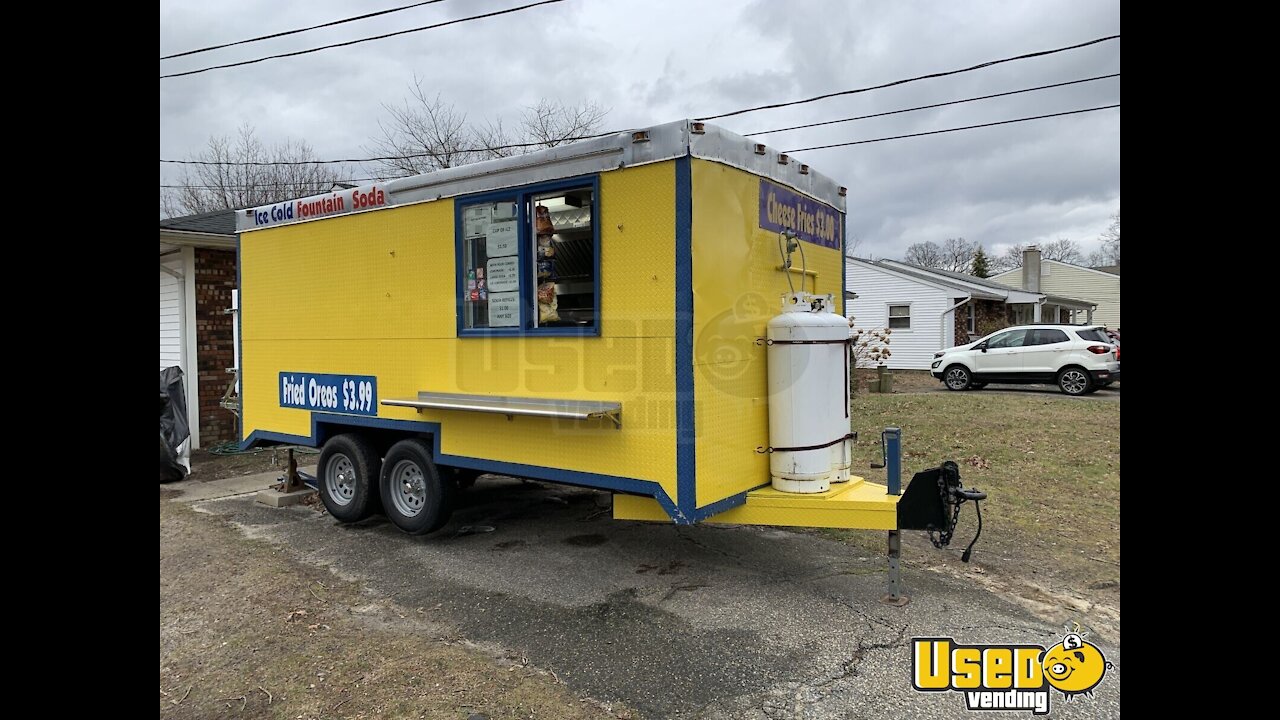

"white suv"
[930, 324, 1120, 396]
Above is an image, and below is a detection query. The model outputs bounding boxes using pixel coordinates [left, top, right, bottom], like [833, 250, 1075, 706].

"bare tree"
[368, 85, 480, 175]
[847, 236, 864, 258]
[903, 241, 943, 268]
[993, 238, 1084, 271]
[365, 78, 609, 178]
[940, 238, 976, 273]
[903, 238, 975, 272]
[163, 125, 342, 217]
[1087, 210, 1120, 267]
[520, 97, 608, 146]
[1040, 238, 1083, 264]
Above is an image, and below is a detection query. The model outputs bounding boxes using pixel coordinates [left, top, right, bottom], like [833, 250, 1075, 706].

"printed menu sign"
[488, 219, 518, 257]
[487, 256, 519, 292]
[487, 292, 519, 327]
[463, 206, 490, 239]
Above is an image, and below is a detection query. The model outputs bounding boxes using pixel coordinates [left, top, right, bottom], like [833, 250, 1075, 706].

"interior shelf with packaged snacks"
[534, 190, 596, 328]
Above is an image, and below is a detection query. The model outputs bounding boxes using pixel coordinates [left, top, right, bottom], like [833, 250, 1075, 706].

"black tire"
[317, 434, 382, 522]
[380, 439, 455, 535]
[943, 365, 972, 391]
[969, 382, 987, 390]
[1057, 366, 1093, 396]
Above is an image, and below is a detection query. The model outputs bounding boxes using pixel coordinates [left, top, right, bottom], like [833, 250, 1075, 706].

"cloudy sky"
[159, 0, 1120, 260]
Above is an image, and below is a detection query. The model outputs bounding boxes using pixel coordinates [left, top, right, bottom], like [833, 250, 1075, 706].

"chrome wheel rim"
[324, 454, 356, 506]
[1061, 370, 1088, 394]
[391, 460, 427, 518]
[945, 368, 968, 389]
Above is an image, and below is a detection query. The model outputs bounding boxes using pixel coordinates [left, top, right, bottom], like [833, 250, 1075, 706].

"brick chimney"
[1022, 245, 1042, 292]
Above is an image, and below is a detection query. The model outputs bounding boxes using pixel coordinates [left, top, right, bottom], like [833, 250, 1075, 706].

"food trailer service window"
[456, 177, 600, 336]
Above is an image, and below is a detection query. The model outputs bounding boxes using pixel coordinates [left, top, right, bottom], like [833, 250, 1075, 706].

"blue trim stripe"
[841, 210, 847, 315]
[243, 413, 682, 521]
[693, 490, 748, 520]
[674, 155, 695, 521]
[236, 233, 247, 450]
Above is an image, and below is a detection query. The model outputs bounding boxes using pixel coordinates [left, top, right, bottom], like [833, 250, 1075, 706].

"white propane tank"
[831, 318, 853, 483]
[767, 292, 852, 493]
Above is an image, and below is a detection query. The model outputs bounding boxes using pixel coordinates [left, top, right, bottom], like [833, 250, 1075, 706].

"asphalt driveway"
[169, 473, 1120, 719]
[923, 384, 1120, 401]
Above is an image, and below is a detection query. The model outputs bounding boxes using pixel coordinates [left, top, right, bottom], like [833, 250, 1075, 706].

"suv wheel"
[1057, 367, 1093, 396]
[943, 365, 972, 391]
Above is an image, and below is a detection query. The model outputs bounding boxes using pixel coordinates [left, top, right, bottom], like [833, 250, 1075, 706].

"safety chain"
[756, 432, 857, 454]
[928, 493, 966, 549]
[928, 463, 967, 548]
[925, 461, 985, 563]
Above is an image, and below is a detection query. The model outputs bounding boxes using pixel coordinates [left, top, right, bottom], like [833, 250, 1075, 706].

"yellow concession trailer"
[238, 120, 982, 600]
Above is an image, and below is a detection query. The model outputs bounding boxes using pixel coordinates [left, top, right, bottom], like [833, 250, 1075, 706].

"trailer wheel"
[318, 434, 382, 522]
[380, 439, 454, 535]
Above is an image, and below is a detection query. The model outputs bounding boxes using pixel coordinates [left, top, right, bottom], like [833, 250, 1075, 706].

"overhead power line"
[160, 180, 385, 190]
[783, 104, 1120, 153]
[160, 0, 564, 79]
[159, 133, 601, 166]
[160, 104, 1121, 178]
[158, 105, 1119, 183]
[160, 0, 450, 60]
[744, 73, 1119, 136]
[696, 34, 1120, 121]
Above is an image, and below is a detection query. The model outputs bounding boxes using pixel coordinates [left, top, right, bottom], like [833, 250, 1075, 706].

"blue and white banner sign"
[280, 373, 378, 416]
[759, 179, 842, 249]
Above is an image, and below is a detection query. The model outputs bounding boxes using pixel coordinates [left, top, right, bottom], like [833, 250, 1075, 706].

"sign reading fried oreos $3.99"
[759, 180, 842, 249]
[280, 373, 378, 416]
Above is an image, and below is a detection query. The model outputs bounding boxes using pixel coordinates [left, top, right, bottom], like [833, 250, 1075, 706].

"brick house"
[844, 258, 1096, 370]
[160, 210, 238, 450]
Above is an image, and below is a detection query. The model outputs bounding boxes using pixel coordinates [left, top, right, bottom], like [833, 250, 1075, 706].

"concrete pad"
[167, 465, 319, 503]
[256, 487, 317, 507]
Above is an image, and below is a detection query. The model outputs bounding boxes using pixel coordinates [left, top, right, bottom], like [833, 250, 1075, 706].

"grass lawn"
[826, 391, 1120, 635]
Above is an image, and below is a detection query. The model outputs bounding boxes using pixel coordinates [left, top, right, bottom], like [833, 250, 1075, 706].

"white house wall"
[160, 255, 183, 369]
[993, 261, 1120, 328]
[159, 247, 201, 450]
[846, 262, 951, 370]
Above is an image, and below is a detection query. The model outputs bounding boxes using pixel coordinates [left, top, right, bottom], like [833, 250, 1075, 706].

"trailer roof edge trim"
[237, 120, 846, 233]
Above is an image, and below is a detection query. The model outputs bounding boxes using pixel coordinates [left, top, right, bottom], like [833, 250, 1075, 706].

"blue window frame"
[455, 176, 601, 337]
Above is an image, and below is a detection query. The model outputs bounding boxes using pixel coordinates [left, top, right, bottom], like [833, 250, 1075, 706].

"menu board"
[486, 256, 519, 292]
[487, 291, 519, 327]
[463, 206, 490, 239]
[487, 219, 518, 257]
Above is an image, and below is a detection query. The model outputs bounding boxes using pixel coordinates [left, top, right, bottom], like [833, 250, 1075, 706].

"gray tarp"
[160, 366, 190, 483]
